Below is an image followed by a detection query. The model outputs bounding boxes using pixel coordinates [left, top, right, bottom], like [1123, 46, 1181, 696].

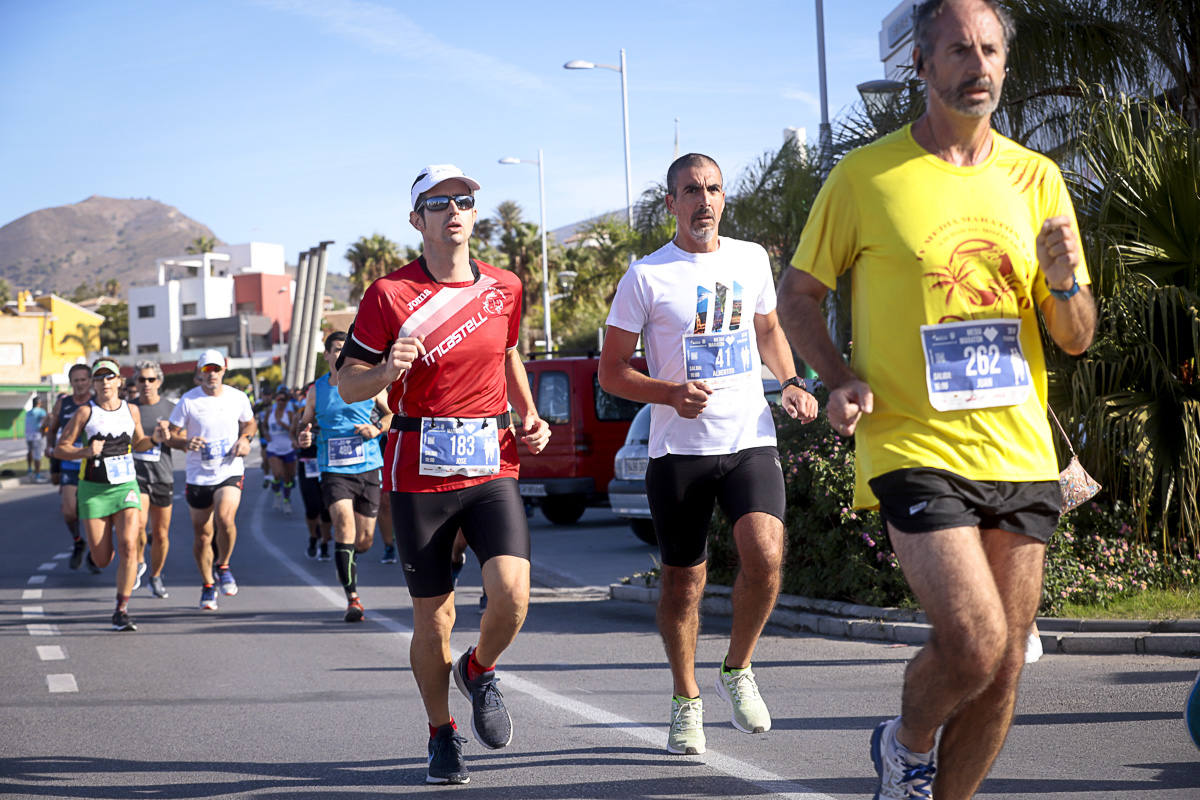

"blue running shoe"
[199, 585, 218, 611]
[871, 717, 935, 799]
[1186, 670, 1200, 750]
[453, 647, 512, 750]
[217, 566, 238, 596]
[426, 724, 469, 784]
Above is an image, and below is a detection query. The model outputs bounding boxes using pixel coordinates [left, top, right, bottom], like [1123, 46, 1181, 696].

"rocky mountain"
[0, 195, 221, 295]
[0, 195, 351, 303]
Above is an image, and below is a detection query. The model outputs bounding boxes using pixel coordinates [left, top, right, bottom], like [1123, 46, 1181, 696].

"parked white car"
[608, 378, 784, 544]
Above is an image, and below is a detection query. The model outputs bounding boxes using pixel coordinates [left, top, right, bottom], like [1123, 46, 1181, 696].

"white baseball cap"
[410, 164, 481, 209]
[196, 349, 226, 369]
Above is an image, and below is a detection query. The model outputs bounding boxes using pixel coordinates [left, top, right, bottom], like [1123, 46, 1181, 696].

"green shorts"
[77, 479, 142, 519]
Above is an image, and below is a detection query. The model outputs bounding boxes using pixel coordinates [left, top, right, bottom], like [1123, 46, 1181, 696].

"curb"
[609, 583, 1200, 657]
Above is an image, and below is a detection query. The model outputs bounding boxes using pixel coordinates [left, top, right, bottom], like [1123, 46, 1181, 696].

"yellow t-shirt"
[790, 124, 1090, 507]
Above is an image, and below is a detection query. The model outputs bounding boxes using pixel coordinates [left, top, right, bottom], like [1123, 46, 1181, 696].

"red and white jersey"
[347, 257, 523, 493]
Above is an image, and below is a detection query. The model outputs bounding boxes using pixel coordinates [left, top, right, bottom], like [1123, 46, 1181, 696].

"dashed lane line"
[22, 589, 43, 600]
[53, 552, 70, 559]
[37, 645, 66, 661]
[26, 623, 59, 636]
[249, 490, 838, 800]
[21, 606, 45, 617]
[27, 575, 46, 585]
[37, 562, 58, 571]
[46, 674, 78, 693]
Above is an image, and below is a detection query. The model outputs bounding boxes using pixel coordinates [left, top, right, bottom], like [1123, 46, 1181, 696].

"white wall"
[128, 282, 179, 354]
[216, 242, 285, 275]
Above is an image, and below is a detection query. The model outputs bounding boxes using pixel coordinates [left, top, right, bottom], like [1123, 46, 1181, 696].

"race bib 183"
[920, 319, 1032, 411]
[418, 417, 501, 478]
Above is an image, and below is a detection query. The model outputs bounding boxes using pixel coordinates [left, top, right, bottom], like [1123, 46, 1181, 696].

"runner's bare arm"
[338, 337, 426, 403]
[128, 404, 163, 452]
[754, 309, 818, 423]
[776, 268, 873, 436]
[597, 325, 711, 419]
[291, 385, 317, 438]
[1036, 216, 1096, 356]
[352, 390, 392, 439]
[165, 423, 197, 451]
[44, 398, 63, 458]
[229, 417, 257, 458]
[51, 405, 92, 461]
[503, 348, 550, 455]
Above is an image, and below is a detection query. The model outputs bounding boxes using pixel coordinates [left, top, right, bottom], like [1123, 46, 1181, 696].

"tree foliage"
[186, 236, 219, 255]
[344, 234, 411, 304]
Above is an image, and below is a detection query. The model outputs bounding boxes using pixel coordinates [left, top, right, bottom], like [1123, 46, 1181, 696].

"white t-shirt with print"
[169, 385, 255, 485]
[606, 236, 777, 458]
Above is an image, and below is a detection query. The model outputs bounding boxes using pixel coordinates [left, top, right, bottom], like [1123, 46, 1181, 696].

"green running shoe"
[667, 696, 705, 755]
[716, 660, 771, 733]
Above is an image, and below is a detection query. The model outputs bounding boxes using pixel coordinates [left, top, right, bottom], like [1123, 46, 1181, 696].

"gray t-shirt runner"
[133, 396, 176, 485]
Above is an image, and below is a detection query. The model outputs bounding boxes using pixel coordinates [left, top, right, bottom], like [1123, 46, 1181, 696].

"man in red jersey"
[337, 164, 550, 786]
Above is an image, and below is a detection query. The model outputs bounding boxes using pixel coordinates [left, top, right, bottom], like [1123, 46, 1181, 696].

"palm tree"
[60, 322, 100, 358]
[344, 234, 403, 304]
[186, 236, 218, 255]
[1048, 89, 1200, 552]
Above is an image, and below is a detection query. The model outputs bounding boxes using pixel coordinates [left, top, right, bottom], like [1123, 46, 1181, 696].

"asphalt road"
[1, 461, 1197, 799]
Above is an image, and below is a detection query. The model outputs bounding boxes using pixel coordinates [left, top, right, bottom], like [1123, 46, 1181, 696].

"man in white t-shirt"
[166, 350, 257, 611]
[599, 153, 818, 756]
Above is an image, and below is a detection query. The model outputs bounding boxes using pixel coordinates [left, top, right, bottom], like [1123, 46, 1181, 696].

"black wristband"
[781, 376, 805, 391]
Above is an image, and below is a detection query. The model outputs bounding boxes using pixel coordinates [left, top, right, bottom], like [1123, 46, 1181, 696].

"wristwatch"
[1049, 275, 1081, 301]
[781, 376, 806, 391]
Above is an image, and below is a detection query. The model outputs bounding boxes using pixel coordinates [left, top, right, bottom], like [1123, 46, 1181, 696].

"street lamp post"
[564, 50, 633, 227]
[499, 150, 551, 355]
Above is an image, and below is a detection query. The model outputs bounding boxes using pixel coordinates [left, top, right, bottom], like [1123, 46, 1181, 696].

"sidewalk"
[609, 582, 1200, 656]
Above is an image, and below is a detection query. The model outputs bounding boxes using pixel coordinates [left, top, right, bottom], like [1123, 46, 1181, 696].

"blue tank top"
[314, 374, 383, 475]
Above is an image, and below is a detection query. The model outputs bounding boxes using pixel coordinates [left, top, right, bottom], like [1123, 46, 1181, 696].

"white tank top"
[265, 405, 294, 455]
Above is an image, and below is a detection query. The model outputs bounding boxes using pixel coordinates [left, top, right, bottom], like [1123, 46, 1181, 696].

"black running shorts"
[390, 477, 530, 598]
[137, 477, 174, 508]
[185, 475, 244, 510]
[869, 467, 1062, 543]
[299, 473, 330, 522]
[320, 470, 381, 518]
[645, 445, 786, 568]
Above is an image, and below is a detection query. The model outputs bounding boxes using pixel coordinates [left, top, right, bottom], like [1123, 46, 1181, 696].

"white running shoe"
[1025, 627, 1044, 664]
[870, 717, 935, 799]
[666, 696, 705, 755]
[716, 662, 771, 733]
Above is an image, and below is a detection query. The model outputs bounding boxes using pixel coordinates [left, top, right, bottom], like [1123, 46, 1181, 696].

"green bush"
[1041, 499, 1199, 615]
[707, 391, 912, 608]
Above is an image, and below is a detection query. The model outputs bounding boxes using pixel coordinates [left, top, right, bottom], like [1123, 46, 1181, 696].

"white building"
[127, 242, 289, 362]
[880, 1, 920, 79]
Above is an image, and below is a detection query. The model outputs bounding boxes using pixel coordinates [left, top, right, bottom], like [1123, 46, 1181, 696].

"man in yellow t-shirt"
[778, 1, 1096, 797]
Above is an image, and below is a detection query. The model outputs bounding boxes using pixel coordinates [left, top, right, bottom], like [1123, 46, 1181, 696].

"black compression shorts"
[645, 445, 786, 568]
[185, 475, 244, 510]
[320, 470, 381, 518]
[299, 473, 330, 522]
[390, 477, 529, 598]
[137, 478, 174, 508]
[869, 467, 1061, 543]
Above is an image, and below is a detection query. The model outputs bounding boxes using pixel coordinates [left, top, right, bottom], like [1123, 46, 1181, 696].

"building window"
[137, 305, 156, 318]
[137, 343, 159, 354]
[182, 302, 197, 316]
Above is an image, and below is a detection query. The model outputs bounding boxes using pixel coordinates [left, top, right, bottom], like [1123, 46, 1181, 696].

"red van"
[518, 354, 646, 524]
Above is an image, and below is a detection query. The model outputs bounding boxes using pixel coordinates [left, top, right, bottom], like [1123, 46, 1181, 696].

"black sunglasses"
[418, 194, 475, 213]
[137, 376, 159, 383]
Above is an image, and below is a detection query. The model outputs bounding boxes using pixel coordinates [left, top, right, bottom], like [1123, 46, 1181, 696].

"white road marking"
[23, 589, 43, 600]
[28, 575, 47, 585]
[26, 624, 59, 636]
[21, 606, 44, 617]
[37, 645, 66, 661]
[38, 562, 58, 571]
[46, 674, 78, 693]
[250, 492, 837, 800]
[53, 552, 70, 560]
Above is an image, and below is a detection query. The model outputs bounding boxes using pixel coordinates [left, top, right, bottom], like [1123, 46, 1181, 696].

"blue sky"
[1, 0, 902, 274]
